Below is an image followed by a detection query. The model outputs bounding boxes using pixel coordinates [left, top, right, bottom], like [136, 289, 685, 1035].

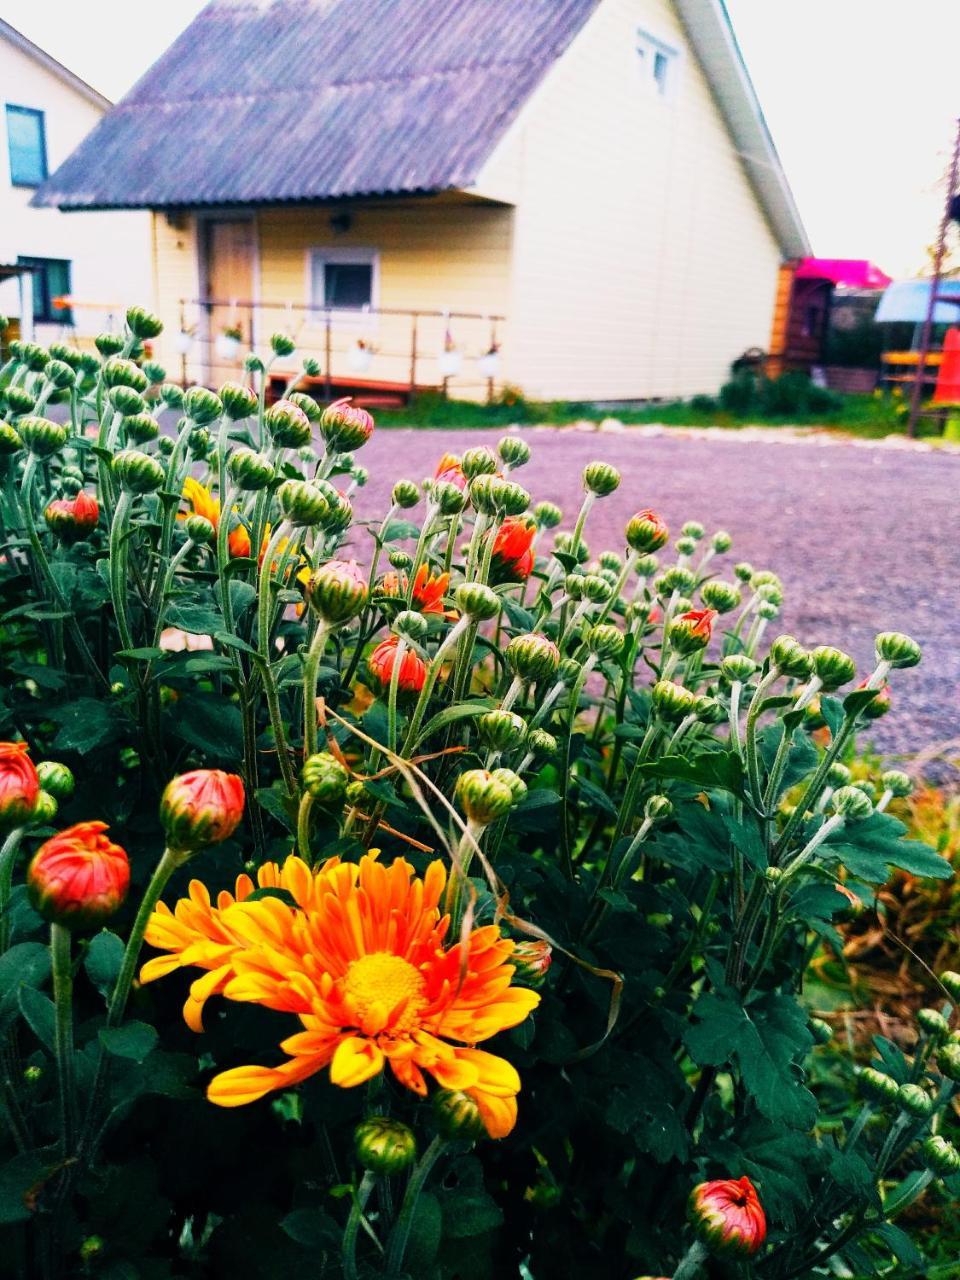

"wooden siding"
[473, 0, 783, 401]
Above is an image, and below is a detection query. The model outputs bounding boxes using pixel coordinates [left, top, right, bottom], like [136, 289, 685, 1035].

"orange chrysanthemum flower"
[140, 852, 539, 1136]
[380, 563, 450, 615]
[180, 477, 250, 558]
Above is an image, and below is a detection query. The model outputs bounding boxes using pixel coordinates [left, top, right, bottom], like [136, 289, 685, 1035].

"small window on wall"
[6, 105, 48, 186]
[309, 249, 378, 313]
[637, 31, 679, 99]
[17, 257, 72, 324]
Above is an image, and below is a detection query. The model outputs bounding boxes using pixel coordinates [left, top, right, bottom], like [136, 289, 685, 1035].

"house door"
[202, 219, 255, 384]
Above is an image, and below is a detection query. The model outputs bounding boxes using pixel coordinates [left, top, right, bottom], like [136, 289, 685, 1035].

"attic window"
[5, 105, 48, 187]
[636, 31, 679, 98]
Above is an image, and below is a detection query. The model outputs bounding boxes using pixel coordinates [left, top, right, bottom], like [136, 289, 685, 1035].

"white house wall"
[0, 34, 151, 341]
[473, 0, 783, 401]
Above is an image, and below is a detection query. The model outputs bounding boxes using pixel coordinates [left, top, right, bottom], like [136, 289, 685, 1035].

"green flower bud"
[651, 680, 698, 722]
[456, 769, 515, 825]
[644, 794, 673, 822]
[455, 582, 500, 621]
[244, 353, 265, 374]
[44, 359, 75, 389]
[470, 476, 502, 515]
[586, 624, 625, 660]
[393, 609, 428, 642]
[498, 435, 530, 468]
[598, 550, 623, 573]
[830, 786, 873, 821]
[160, 383, 184, 410]
[123, 412, 160, 444]
[897, 1083, 933, 1118]
[19, 341, 50, 370]
[270, 332, 296, 358]
[677, 521, 702, 541]
[219, 381, 258, 420]
[125, 305, 163, 339]
[287, 391, 322, 423]
[188, 426, 212, 459]
[479, 710, 528, 752]
[533, 501, 562, 528]
[853, 779, 877, 802]
[228, 447, 275, 491]
[461, 445, 498, 480]
[810, 1017, 833, 1045]
[277, 479, 328, 526]
[388, 549, 413, 570]
[917, 1008, 950, 1043]
[18, 416, 68, 457]
[526, 729, 558, 758]
[79, 1236, 105, 1264]
[184, 515, 216, 546]
[0, 422, 23, 454]
[345, 780, 366, 806]
[157, 436, 175, 458]
[511, 939, 552, 987]
[302, 356, 322, 376]
[625, 509, 669, 553]
[506, 633, 560, 682]
[700, 580, 741, 613]
[657, 565, 697, 597]
[826, 763, 852, 788]
[564, 573, 585, 602]
[875, 632, 921, 669]
[880, 770, 911, 798]
[940, 971, 960, 1003]
[354, 1116, 417, 1175]
[23, 1064, 42, 1085]
[31, 791, 58, 825]
[433, 1088, 486, 1141]
[183, 385, 223, 425]
[109, 385, 146, 416]
[301, 752, 349, 804]
[557, 657, 582, 685]
[712, 530, 732, 553]
[675, 536, 697, 557]
[142, 360, 166, 384]
[859, 1066, 899, 1103]
[303, 559, 368, 621]
[492, 479, 530, 516]
[318, 398, 374, 452]
[4, 386, 36, 414]
[323, 490, 353, 534]
[733, 561, 754, 582]
[36, 761, 74, 801]
[720, 654, 757, 684]
[113, 449, 164, 494]
[764, 866, 785, 886]
[937, 1042, 960, 1082]
[583, 461, 620, 496]
[264, 398, 311, 448]
[430, 480, 466, 517]
[46, 342, 78, 368]
[553, 531, 589, 564]
[770, 634, 813, 679]
[103, 356, 148, 392]
[490, 767, 526, 805]
[811, 645, 856, 690]
[923, 1135, 960, 1177]
[391, 479, 420, 509]
[694, 696, 725, 724]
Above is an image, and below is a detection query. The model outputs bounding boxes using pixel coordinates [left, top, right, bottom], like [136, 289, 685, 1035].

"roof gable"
[33, 0, 600, 210]
[0, 18, 111, 111]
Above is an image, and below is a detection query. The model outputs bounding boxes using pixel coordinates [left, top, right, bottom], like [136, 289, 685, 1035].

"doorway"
[201, 217, 256, 384]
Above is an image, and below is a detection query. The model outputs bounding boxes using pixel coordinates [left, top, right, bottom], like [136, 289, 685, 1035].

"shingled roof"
[33, 0, 600, 210]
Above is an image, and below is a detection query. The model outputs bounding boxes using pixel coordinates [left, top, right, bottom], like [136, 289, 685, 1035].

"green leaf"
[99, 1021, 159, 1062]
[413, 697, 496, 746]
[721, 813, 767, 870]
[246, 887, 297, 907]
[498, 594, 534, 632]
[0, 1152, 46, 1224]
[115, 647, 167, 661]
[18, 986, 56, 1052]
[844, 688, 886, 718]
[255, 784, 296, 831]
[213, 630, 259, 657]
[441, 1189, 504, 1238]
[381, 518, 421, 543]
[405, 1190, 443, 1271]
[575, 775, 617, 817]
[638, 749, 746, 797]
[49, 697, 125, 754]
[0, 942, 50, 1030]
[820, 695, 845, 737]
[170, 691, 243, 761]
[280, 1208, 340, 1249]
[826, 812, 952, 883]
[84, 931, 125, 1000]
[165, 603, 222, 635]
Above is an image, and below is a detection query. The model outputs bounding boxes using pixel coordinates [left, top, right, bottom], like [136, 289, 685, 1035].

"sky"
[2, 0, 959, 279]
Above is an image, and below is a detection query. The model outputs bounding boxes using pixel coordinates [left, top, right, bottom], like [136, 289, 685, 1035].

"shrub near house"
[0, 309, 957, 1279]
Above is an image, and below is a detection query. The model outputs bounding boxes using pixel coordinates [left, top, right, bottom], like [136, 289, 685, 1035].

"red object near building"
[931, 327, 960, 404]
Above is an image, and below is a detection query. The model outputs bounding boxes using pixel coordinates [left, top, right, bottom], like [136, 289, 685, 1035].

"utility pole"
[907, 116, 960, 437]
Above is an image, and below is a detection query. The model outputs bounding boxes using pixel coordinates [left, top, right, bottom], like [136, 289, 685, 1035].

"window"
[17, 257, 72, 324]
[309, 248, 378, 314]
[6, 105, 47, 187]
[636, 31, 679, 98]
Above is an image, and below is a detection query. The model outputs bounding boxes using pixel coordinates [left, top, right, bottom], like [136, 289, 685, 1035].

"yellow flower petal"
[329, 1037, 384, 1088]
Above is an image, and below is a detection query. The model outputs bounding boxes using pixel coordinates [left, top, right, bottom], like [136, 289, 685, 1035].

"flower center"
[342, 952, 427, 1035]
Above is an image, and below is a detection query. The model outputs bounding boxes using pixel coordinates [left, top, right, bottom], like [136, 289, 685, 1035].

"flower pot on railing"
[478, 347, 501, 380]
[173, 331, 194, 355]
[348, 341, 373, 374]
[438, 349, 462, 378]
[215, 331, 243, 361]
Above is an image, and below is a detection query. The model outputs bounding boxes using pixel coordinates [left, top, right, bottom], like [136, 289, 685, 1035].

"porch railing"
[175, 298, 506, 403]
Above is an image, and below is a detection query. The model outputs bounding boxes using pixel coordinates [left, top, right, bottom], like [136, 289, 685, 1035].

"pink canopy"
[794, 258, 892, 289]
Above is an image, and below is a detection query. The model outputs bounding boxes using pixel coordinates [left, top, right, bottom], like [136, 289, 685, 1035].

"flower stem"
[0, 827, 24, 953]
[384, 1136, 446, 1277]
[50, 922, 75, 1158]
[342, 1171, 377, 1280]
[302, 619, 331, 759]
[671, 1239, 708, 1279]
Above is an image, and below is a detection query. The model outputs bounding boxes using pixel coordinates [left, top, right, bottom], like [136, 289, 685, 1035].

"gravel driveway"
[354, 426, 960, 763]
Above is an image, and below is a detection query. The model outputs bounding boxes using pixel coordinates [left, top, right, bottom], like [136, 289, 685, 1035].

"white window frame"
[636, 29, 680, 101]
[307, 247, 380, 324]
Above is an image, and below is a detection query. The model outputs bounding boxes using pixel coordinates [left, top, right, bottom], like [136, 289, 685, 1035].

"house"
[0, 18, 150, 348]
[34, 0, 809, 403]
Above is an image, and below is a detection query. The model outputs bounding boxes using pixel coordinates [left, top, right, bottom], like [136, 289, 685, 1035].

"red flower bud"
[433, 452, 467, 492]
[626, 509, 669, 553]
[380, 564, 450, 615]
[319, 397, 374, 452]
[668, 608, 717, 655]
[159, 769, 245, 854]
[367, 636, 427, 695]
[304, 558, 368, 623]
[689, 1176, 766, 1258]
[0, 742, 40, 829]
[26, 821, 129, 929]
[512, 939, 552, 988]
[44, 491, 99, 545]
[490, 517, 536, 583]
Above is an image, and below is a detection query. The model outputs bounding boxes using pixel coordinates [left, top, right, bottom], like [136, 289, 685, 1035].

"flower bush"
[0, 311, 957, 1279]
